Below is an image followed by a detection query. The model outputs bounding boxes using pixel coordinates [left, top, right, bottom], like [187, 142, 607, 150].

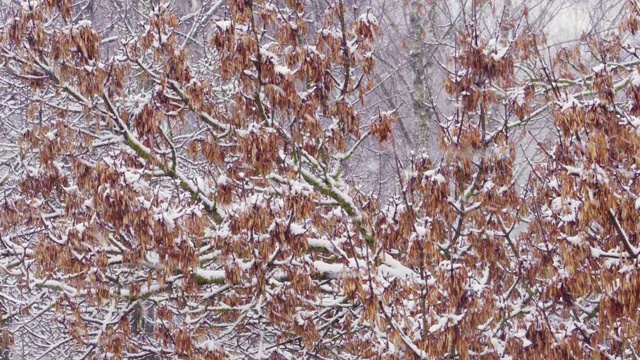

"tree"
[0, 0, 393, 358]
[2, 0, 640, 359]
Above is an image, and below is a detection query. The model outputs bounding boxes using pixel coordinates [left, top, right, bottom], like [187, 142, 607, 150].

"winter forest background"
[0, 0, 639, 358]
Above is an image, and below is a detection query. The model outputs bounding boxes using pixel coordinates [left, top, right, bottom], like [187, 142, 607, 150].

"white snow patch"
[424, 169, 445, 184]
[632, 70, 640, 86]
[563, 165, 583, 176]
[561, 95, 581, 112]
[358, 12, 378, 26]
[428, 316, 449, 333]
[289, 223, 306, 235]
[146, 251, 160, 265]
[274, 64, 293, 76]
[194, 268, 225, 282]
[514, 329, 532, 348]
[313, 261, 344, 279]
[565, 234, 582, 246]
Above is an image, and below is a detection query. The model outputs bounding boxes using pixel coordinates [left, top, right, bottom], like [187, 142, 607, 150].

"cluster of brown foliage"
[1, 0, 640, 359]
